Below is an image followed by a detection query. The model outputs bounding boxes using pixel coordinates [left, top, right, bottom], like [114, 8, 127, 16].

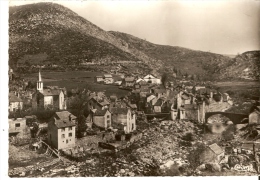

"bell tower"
[37, 70, 43, 93]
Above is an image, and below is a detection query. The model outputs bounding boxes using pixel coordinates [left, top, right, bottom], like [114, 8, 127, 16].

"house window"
[107, 120, 110, 125]
[69, 133, 72, 137]
[68, 127, 72, 131]
[66, 139, 68, 144]
[61, 134, 65, 138]
[61, 128, 65, 132]
[15, 123, 20, 128]
[107, 115, 110, 118]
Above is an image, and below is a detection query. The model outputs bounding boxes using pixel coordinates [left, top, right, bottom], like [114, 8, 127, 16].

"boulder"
[196, 164, 206, 171]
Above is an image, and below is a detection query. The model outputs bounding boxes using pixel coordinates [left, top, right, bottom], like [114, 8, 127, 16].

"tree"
[161, 73, 168, 87]
[187, 142, 207, 171]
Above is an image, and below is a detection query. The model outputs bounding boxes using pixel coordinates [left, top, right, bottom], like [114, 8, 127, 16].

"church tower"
[37, 70, 43, 93]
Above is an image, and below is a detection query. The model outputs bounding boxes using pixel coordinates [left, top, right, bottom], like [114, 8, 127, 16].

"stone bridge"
[205, 112, 249, 124]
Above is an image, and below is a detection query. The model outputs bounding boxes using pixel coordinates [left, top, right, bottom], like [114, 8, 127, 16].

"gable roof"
[41, 89, 61, 96]
[104, 74, 112, 78]
[125, 77, 135, 82]
[94, 109, 110, 116]
[9, 93, 23, 102]
[143, 74, 157, 79]
[54, 119, 76, 128]
[110, 107, 129, 115]
[208, 143, 223, 155]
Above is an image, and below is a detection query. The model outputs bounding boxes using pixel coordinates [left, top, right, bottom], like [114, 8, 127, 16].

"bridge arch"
[205, 112, 248, 124]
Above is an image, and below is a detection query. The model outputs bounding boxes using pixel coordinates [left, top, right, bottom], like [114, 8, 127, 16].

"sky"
[6, 0, 260, 54]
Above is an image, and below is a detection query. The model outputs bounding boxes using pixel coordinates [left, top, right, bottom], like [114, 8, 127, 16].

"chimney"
[69, 114, 72, 121]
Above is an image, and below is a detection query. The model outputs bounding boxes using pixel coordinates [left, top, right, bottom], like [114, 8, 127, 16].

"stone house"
[48, 111, 76, 150]
[9, 118, 28, 137]
[95, 75, 104, 83]
[200, 143, 225, 163]
[182, 104, 199, 121]
[103, 74, 114, 84]
[92, 109, 112, 129]
[86, 96, 110, 112]
[143, 74, 161, 84]
[111, 107, 136, 134]
[121, 77, 135, 87]
[9, 93, 23, 112]
[249, 107, 260, 124]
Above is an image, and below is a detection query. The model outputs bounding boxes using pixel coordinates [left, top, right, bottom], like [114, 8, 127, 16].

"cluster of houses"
[8, 69, 260, 152]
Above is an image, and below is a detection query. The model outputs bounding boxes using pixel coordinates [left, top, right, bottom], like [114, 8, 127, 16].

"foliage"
[187, 142, 207, 171]
[221, 124, 235, 141]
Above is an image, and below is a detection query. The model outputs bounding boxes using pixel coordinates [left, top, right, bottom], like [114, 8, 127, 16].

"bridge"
[205, 112, 249, 124]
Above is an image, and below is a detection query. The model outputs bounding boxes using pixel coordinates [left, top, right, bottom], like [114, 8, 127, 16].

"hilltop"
[9, 3, 260, 80]
[219, 51, 260, 80]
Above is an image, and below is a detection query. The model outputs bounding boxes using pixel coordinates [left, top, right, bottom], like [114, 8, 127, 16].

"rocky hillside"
[219, 51, 260, 80]
[9, 3, 158, 71]
[9, 3, 259, 80]
[109, 32, 233, 80]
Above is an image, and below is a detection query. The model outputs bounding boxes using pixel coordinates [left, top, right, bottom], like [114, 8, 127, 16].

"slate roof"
[9, 93, 23, 102]
[110, 107, 129, 115]
[54, 119, 75, 128]
[96, 75, 103, 78]
[208, 143, 223, 155]
[54, 111, 77, 121]
[125, 77, 135, 82]
[41, 89, 61, 96]
[94, 109, 110, 116]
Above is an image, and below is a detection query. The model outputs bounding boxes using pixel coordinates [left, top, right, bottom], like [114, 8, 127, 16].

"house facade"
[143, 74, 161, 84]
[111, 107, 136, 134]
[9, 118, 28, 137]
[92, 109, 112, 129]
[47, 112, 76, 150]
[9, 93, 23, 112]
[249, 107, 260, 124]
[95, 75, 104, 83]
[103, 74, 114, 84]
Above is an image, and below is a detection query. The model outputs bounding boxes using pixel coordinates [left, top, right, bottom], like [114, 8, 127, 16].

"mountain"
[109, 31, 234, 80]
[9, 3, 259, 80]
[219, 51, 260, 80]
[9, 2, 157, 72]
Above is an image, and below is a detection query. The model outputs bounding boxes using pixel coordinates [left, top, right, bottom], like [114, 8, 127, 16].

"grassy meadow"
[24, 71, 129, 97]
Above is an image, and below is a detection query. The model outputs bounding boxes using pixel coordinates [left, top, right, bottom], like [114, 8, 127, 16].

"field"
[24, 71, 130, 97]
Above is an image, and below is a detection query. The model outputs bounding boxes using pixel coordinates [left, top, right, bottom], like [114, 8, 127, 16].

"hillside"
[9, 3, 158, 72]
[219, 51, 260, 80]
[9, 3, 259, 80]
[109, 31, 235, 80]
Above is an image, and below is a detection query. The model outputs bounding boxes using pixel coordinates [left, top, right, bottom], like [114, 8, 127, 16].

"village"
[8, 67, 260, 177]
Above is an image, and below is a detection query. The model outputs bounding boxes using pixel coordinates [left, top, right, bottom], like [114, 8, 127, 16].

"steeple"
[37, 69, 43, 92]
[39, 70, 42, 82]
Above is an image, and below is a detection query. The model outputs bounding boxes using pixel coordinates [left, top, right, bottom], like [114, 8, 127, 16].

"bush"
[187, 142, 207, 171]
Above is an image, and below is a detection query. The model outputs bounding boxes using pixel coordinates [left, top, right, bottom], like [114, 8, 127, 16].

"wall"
[249, 112, 260, 124]
[57, 126, 76, 150]
[185, 109, 199, 121]
[59, 91, 65, 110]
[9, 101, 23, 112]
[93, 116, 106, 128]
[154, 106, 161, 113]
[44, 96, 53, 107]
[47, 120, 58, 149]
[9, 118, 27, 136]
[171, 110, 178, 120]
